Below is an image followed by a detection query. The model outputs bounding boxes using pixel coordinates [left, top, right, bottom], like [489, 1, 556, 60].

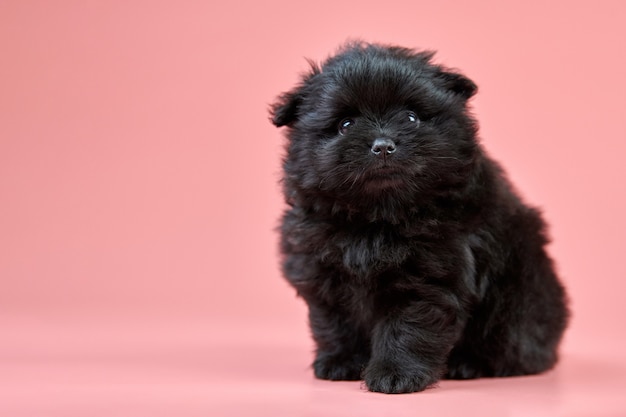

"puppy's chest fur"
[284, 208, 415, 278]
[287, 219, 401, 325]
[285, 210, 440, 318]
[326, 223, 412, 278]
[282, 205, 482, 326]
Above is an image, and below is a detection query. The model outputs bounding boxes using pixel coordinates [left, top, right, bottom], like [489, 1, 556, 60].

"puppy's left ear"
[436, 70, 478, 100]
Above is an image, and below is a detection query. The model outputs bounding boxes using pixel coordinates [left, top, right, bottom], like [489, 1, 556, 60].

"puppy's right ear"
[270, 88, 305, 127]
[270, 63, 320, 127]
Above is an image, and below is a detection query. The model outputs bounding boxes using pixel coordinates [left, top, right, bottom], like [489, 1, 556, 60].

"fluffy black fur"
[270, 42, 568, 394]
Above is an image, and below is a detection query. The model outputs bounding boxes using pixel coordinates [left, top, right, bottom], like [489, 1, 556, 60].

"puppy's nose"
[371, 138, 397, 157]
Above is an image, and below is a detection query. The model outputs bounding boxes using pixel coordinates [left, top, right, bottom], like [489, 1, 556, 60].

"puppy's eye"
[407, 111, 420, 124]
[338, 118, 355, 135]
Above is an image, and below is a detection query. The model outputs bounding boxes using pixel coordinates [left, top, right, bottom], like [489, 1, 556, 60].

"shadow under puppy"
[270, 42, 568, 394]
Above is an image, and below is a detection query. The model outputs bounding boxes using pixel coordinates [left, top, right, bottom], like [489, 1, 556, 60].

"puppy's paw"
[364, 361, 437, 394]
[445, 360, 483, 380]
[313, 352, 365, 381]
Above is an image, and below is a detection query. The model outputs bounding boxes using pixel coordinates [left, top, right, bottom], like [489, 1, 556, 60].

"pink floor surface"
[2, 315, 625, 417]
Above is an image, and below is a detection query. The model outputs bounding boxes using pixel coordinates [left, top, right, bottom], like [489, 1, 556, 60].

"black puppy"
[270, 42, 568, 394]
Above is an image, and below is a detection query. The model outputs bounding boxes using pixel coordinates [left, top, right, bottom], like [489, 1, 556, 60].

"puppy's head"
[271, 43, 479, 206]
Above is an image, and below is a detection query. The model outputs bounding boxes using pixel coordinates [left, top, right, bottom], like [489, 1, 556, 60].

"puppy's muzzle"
[371, 138, 397, 158]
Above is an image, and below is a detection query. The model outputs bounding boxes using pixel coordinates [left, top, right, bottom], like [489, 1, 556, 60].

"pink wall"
[1, 0, 625, 355]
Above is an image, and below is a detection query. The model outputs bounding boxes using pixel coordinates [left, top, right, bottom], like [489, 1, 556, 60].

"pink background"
[1, 1, 625, 415]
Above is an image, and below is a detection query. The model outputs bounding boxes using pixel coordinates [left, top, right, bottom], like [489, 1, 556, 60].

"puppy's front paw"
[313, 352, 366, 381]
[364, 361, 437, 394]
